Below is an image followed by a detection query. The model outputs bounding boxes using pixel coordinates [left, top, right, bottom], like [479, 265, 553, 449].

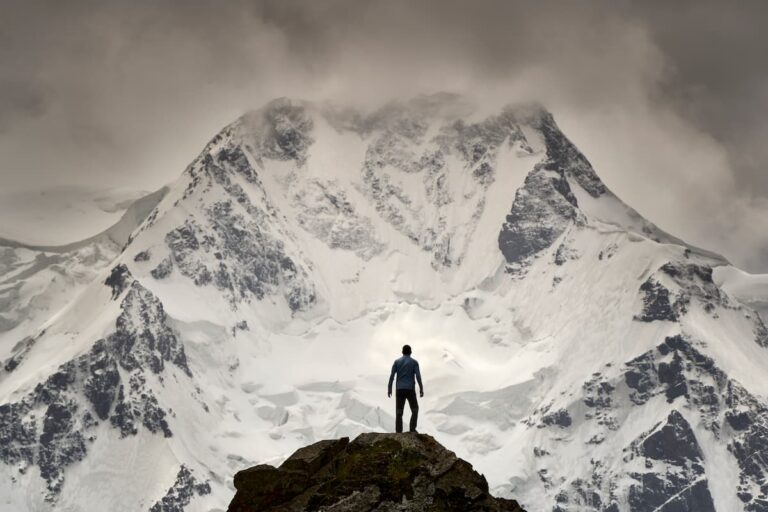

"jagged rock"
[627, 411, 715, 512]
[158, 145, 318, 311]
[294, 180, 385, 261]
[150, 465, 211, 512]
[498, 110, 605, 268]
[357, 100, 539, 269]
[104, 264, 131, 300]
[83, 339, 120, 420]
[110, 280, 191, 376]
[636, 278, 680, 322]
[256, 98, 315, 164]
[133, 250, 151, 262]
[0, 271, 190, 501]
[151, 257, 173, 279]
[499, 166, 578, 266]
[542, 409, 572, 428]
[552, 334, 768, 510]
[553, 242, 578, 265]
[535, 111, 607, 198]
[636, 262, 735, 324]
[228, 433, 526, 512]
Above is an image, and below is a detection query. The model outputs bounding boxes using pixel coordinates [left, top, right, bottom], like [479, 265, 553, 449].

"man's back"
[388, 345, 424, 433]
[390, 355, 422, 390]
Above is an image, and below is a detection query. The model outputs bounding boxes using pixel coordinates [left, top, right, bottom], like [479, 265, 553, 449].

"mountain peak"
[117, 94, 729, 324]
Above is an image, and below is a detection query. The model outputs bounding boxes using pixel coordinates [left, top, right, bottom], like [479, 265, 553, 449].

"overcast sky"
[1, 0, 767, 271]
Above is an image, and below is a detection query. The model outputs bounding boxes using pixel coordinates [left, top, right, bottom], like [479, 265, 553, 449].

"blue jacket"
[388, 355, 423, 393]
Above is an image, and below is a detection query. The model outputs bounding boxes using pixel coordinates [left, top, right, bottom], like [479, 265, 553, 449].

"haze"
[0, 0, 766, 271]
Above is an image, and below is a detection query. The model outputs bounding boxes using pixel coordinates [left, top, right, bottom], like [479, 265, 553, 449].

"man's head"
[402, 344, 412, 355]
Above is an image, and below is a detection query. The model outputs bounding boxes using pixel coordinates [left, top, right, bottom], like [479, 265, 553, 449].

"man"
[387, 344, 424, 433]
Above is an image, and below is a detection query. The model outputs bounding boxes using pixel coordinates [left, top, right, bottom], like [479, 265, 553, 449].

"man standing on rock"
[387, 344, 424, 433]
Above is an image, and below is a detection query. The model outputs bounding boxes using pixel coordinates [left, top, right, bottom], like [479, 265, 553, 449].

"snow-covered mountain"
[0, 188, 168, 359]
[1, 93, 768, 512]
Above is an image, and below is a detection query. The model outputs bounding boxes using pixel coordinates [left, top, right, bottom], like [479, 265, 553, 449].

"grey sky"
[0, 0, 766, 271]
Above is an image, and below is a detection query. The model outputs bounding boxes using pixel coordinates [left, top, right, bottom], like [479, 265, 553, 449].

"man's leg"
[395, 389, 406, 433]
[406, 389, 419, 432]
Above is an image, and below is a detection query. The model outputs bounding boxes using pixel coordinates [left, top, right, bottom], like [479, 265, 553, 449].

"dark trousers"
[395, 388, 419, 432]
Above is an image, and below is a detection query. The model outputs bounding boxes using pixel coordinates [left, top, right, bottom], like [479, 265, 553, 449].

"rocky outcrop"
[541, 334, 768, 511]
[0, 267, 193, 502]
[498, 112, 600, 269]
[150, 465, 212, 512]
[151, 132, 318, 312]
[228, 432, 526, 512]
[627, 411, 715, 512]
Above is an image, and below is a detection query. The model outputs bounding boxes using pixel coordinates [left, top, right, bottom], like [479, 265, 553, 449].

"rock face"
[0, 265, 193, 500]
[228, 433, 526, 512]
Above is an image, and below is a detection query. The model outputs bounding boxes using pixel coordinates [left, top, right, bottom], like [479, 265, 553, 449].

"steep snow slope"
[0, 188, 168, 369]
[1, 94, 767, 512]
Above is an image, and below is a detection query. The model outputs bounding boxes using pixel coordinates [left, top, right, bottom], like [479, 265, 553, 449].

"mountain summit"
[1, 94, 767, 511]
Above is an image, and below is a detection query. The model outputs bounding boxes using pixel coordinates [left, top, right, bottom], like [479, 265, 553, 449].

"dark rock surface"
[499, 166, 579, 267]
[150, 465, 211, 512]
[105, 263, 131, 300]
[549, 333, 768, 511]
[498, 111, 601, 268]
[636, 261, 738, 324]
[228, 432, 526, 512]
[627, 411, 716, 512]
[156, 140, 318, 312]
[0, 268, 193, 501]
[541, 409, 573, 429]
[636, 278, 680, 322]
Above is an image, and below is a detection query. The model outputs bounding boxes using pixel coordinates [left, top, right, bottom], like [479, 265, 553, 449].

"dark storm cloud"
[0, 0, 766, 271]
[627, 0, 768, 196]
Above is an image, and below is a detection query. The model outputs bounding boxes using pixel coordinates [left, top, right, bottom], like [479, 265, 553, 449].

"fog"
[1, 0, 766, 270]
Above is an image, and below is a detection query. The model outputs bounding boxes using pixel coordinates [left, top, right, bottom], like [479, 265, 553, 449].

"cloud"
[0, 0, 766, 271]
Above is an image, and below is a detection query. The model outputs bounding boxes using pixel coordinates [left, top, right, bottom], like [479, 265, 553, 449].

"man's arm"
[415, 361, 423, 397]
[388, 361, 397, 397]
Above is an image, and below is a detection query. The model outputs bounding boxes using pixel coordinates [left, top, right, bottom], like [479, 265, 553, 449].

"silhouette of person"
[387, 344, 424, 433]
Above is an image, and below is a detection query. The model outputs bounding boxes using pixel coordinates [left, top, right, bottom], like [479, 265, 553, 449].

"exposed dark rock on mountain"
[228, 433, 526, 512]
[636, 278, 680, 322]
[546, 334, 768, 511]
[498, 111, 603, 269]
[152, 126, 318, 311]
[150, 465, 212, 512]
[499, 165, 579, 268]
[0, 268, 193, 501]
[627, 411, 716, 512]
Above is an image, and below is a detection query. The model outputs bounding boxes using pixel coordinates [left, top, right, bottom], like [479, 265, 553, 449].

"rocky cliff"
[228, 432, 526, 512]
